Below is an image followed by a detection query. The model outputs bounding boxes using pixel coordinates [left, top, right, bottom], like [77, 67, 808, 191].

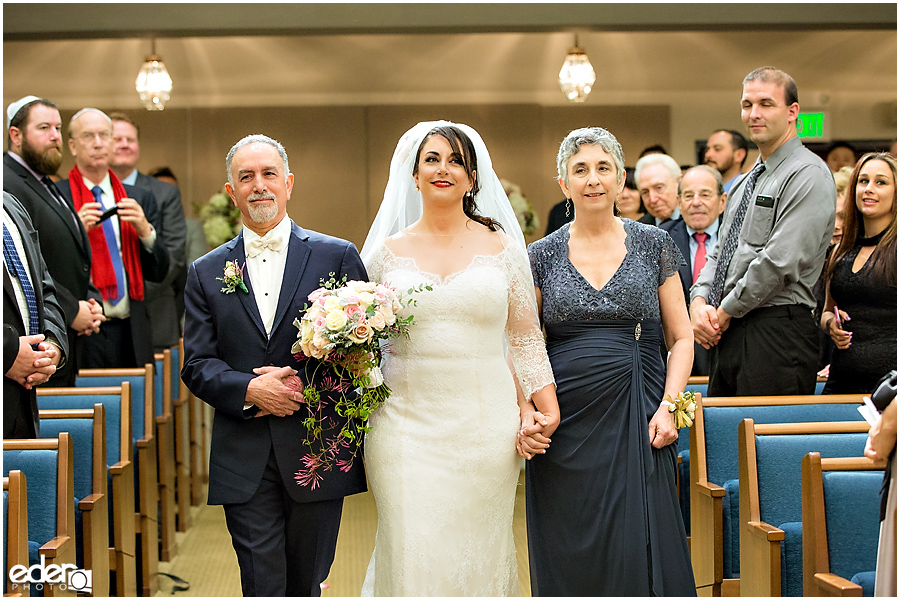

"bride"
[359, 121, 559, 596]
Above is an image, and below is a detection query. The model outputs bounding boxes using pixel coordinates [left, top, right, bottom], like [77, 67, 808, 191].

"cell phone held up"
[98, 205, 119, 223]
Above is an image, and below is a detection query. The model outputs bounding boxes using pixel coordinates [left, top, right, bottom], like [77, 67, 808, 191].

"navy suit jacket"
[663, 217, 721, 376]
[181, 221, 368, 505]
[3, 192, 69, 437]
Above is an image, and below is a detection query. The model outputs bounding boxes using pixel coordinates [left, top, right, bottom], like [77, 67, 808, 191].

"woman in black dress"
[821, 152, 896, 394]
[520, 127, 696, 596]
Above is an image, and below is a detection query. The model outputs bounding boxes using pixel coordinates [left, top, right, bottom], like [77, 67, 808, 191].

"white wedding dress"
[361, 241, 554, 597]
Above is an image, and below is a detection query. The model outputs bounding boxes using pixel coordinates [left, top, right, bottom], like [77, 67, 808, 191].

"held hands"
[690, 299, 721, 349]
[516, 407, 559, 460]
[5, 334, 60, 389]
[72, 298, 105, 336]
[649, 403, 677, 449]
[246, 365, 303, 417]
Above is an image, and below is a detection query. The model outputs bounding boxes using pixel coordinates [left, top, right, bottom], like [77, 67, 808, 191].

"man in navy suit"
[661, 165, 726, 375]
[3, 192, 68, 438]
[181, 134, 367, 596]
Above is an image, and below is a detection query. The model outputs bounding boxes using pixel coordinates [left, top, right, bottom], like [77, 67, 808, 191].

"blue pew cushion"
[823, 471, 882, 590]
[780, 521, 803, 596]
[722, 478, 740, 579]
[850, 571, 876, 597]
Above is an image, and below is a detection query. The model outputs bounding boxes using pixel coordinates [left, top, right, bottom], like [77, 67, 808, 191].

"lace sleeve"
[657, 229, 686, 286]
[503, 244, 555, 399]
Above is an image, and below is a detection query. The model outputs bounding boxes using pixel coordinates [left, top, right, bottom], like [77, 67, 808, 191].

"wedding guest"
[705, 129, 748, 193]
[181, 134, 368, 596]
[690, 67, 835, 397]
[616, 167, 650, 223]
[864, 372, 896, 597]
[636, 152, 682, 226]
[4, 192, 68, 438]
[820, 153, 896, 394]
[359, 121, 559, 595]
[57, 108, 169, 369]
[110, 113, 187, 351]
[825, 140, 858, 173]
[523, 126, 695, 596]
[4, 96, 103, 385]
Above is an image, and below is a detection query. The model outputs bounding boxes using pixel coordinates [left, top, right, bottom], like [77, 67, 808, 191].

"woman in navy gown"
[520, 127, 696, 596]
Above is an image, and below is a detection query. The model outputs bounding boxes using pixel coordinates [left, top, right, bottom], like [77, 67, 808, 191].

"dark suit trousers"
[80, 318, 138, 368]
[709, 304, 819, 397]
[223, 446, 343, 597]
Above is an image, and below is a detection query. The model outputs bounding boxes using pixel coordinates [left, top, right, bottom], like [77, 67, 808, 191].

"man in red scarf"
[57, 108, 169, 369]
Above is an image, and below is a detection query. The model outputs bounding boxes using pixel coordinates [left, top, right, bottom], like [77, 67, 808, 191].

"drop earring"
[565, 198, 571, 218]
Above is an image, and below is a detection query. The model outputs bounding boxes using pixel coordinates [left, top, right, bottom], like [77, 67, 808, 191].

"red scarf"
[68, 166, 144, 301]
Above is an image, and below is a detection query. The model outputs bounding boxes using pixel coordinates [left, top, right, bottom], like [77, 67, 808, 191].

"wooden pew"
[76, 367, 158, 596]
[153, 351, 178, 561]
[690, 394, 865, 596]
[182, 338, 209, 504]
[37, 386, 137, 597]
[168, 343, 192, 531]
[4, 470, 28, 597]
[3, 434, 77, 597]
[802, 454, 882, 596]
[39, 407, 111, 597]
[737, 420, 870, 597]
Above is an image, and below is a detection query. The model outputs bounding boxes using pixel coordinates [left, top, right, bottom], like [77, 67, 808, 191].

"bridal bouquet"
[665, 391, 698, 429]
[290, 274, 429, 488]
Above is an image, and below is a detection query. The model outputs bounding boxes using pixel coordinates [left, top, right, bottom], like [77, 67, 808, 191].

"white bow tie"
[246, 233, 286, 258]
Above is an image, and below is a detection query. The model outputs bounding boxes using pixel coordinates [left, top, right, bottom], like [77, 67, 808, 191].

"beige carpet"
[155, 472, 532, 597]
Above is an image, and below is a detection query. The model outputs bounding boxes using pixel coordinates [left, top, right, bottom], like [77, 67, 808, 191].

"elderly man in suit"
[635, 152, 683, 227]
[662, 165, 726, 375]
[57, 108, 169, 370]
[3, 96, 104, 385]
[109, 112, 187, 352]
[181, 134, 368, 596]
[3, 192, 68, 438]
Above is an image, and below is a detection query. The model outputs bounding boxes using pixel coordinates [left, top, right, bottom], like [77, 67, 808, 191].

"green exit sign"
[797, 112, 825, 139]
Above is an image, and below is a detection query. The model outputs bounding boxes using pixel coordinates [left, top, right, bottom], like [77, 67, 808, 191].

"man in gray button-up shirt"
[689, 66, 836, 397]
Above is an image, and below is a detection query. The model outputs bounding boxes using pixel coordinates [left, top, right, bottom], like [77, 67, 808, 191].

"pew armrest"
[814, 573, 864, 596]
[748, 520, 785, 542]
[39, 535, 72, 559]
[109, 459, 131, 475]
[696, 480, 726, 498]
[78, 492, 104, 511]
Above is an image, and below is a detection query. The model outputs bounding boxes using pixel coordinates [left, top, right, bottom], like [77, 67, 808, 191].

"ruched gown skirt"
[525, 320, 696, 596]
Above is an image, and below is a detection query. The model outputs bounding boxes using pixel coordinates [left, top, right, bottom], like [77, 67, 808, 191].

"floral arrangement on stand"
[289, 275, 430, 488]
[197, 190, 242, 248]
[501, 178, 540, 237]
[665, 391, 698, 429]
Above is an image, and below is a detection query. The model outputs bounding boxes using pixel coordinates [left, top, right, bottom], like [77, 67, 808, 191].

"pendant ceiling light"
[135, 39, 173, 111]
[558, 34, 596, 103]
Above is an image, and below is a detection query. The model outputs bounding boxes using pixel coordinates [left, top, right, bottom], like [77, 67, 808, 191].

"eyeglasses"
[681, 190, 717, 201]
[77, 131, 112, 142]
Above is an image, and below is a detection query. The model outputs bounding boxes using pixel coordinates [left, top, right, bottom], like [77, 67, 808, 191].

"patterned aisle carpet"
[155, 471, 532, 596]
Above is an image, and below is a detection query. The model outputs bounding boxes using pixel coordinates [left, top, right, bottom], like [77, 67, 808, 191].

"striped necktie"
[2, 222, 40, 338]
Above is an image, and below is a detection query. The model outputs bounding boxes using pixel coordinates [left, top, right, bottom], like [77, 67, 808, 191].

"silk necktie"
[692, 232, 709, 284]
[93, 186, 127, 305]
[708, 162, 766, 307]
[3, 222, 40, 338]
[246, 233, 286, 258]
[40, 176, 80, 229]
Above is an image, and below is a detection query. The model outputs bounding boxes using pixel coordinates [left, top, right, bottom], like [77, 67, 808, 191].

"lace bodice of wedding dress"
[360, 241, 554, 597]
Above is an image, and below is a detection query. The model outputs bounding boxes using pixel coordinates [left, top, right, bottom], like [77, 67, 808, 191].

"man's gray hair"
[678, 164, 725, 197]
[226, 134, 291, 185]
[634, 153, 681, 187]
[67, 108, 112, 139]
[557, 127, 625, 184]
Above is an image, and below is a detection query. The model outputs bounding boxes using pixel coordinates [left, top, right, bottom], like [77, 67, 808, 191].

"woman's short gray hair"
[557, 127, 625, 185]
[226, 134, 291, 185]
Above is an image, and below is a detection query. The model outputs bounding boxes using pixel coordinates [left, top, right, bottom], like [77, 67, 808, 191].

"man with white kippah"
[56, 107, 169, 370]
[3, 95, 103, 385]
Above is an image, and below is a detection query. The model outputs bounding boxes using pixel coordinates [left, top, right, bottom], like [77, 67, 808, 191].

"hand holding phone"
[98, 205, 119, 223]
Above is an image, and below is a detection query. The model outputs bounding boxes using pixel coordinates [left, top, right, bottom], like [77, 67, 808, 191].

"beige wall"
[53, 104, 670, 249]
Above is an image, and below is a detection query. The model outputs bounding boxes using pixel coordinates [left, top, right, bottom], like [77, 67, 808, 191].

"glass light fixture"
[558, 35, 596, 103]
[135, 39, 172, 111]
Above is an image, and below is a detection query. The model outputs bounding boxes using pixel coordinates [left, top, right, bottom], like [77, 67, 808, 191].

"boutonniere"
[217, 259, 249, 294]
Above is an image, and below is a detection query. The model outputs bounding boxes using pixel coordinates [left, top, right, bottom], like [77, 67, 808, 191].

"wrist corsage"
[664, 391, 697, 429]
[218, 259, 249, 294]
